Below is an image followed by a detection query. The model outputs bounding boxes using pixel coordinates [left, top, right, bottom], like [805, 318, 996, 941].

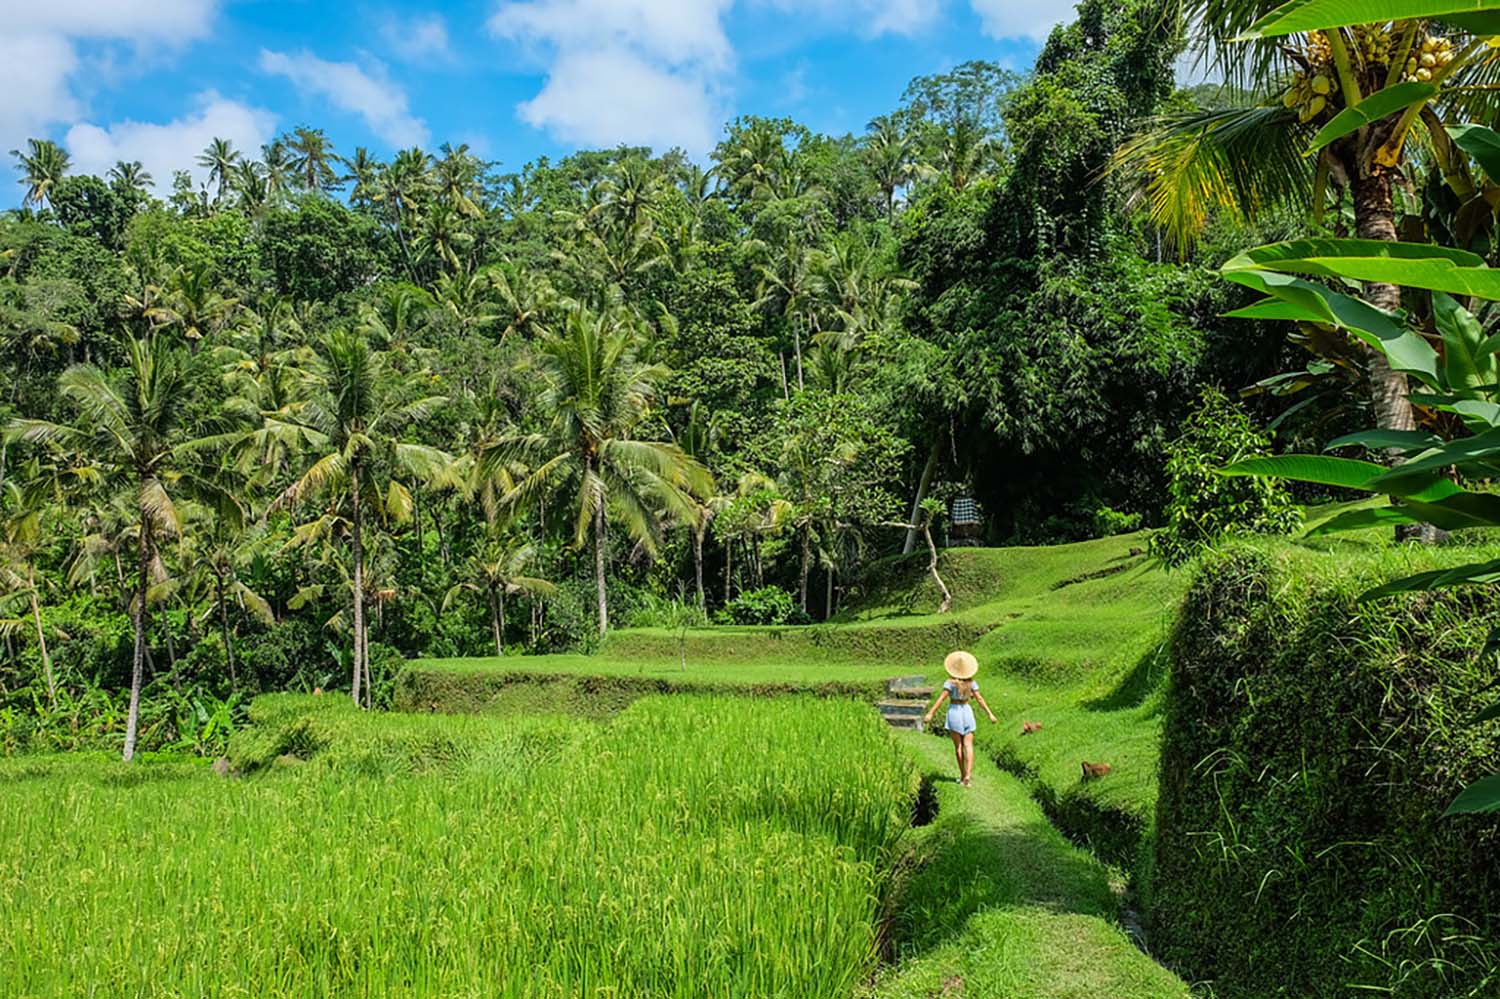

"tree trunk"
[1351, 168, 1438, 544]
[592, 467, 609, 637]
[723, 540, 733, 605]
[924, 515, 953, 615]
[798, 529, 811, 613]
[499, 588, 508, 655]
[362, 619, 372, 711]
[489, 585, 503, 657]
[217, 574, 236, 685]
[28, 563, 56, 708]
[123, 515, 152, 762]
[903, 437, 941, 556]
[693, 523, 706, 609]
[825, 565, 835, 620]
[350, 463, 366, 707]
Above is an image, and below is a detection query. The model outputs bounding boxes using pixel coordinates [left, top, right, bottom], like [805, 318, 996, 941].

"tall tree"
[8, 336, 226, 760]
[482, 307, 711, 635]
[286, 127, 339, 192]
[272, 329, 454, 705]
[197, 137, 242, 202]
[1117, 9, 1500, 459]
[11, 139, 70, 210]
[442, 532, 554, 655]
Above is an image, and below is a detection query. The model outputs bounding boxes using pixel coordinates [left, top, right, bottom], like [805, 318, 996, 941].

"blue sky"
[4, 2, 1083, 206]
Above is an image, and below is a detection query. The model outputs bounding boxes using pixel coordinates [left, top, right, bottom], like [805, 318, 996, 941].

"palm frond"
[1115, 103, 1312, 250]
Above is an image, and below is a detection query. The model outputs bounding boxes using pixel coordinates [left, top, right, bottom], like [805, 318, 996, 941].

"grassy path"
[866, 730, 1187, 999]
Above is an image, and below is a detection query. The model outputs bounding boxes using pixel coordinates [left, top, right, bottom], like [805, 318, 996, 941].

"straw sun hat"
[944, 650, 979, 680]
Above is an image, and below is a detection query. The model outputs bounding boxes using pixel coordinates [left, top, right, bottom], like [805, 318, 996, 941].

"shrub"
[1150, 387, 1300, 566]
[715, 585, 800, 625]
[1149, 543, 1500, 998]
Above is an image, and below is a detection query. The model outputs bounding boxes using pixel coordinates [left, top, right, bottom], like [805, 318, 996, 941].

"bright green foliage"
[1151, 387, 1301, 565]
[716, 584, 800, 625]
[0, 696, 915, 997]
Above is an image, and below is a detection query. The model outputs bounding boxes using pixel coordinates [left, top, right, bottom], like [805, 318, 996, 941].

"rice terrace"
[4, 0, 1500, 997]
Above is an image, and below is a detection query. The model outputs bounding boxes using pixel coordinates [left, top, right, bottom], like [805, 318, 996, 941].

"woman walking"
[923, 650, 997, 786]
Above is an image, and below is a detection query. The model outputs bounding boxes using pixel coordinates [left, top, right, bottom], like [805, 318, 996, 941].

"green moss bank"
[1149, 542, 1500, 999]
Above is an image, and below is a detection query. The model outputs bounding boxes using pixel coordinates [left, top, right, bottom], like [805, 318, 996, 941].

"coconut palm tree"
[196, 137, 241, 202]
[159, 264, 239, 351]
[286, 127, 338, 192]
[108, 161, 153, 198]
[0, 465, 61, 705]
[10, 139, 69, 210]
[1117, 8, 1500, 447]
[260, 140, 294, 203]
[443, 533, 555, 655]
[7, 335, 227, 760]
[271, 329, 455, 705]
[480, 306, 712, 635]
[864, 115, 931, 219]
[752, 237, 826, 393]
[341, 147, 384, 209]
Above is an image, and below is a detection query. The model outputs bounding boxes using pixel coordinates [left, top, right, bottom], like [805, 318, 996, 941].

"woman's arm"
[922, 689, 950, 725]
[972, 690, 999, 723]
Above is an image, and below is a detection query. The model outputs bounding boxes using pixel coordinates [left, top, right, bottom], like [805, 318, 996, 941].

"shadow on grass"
[883, 790, 1117, 965]
[1082, 643, 1169, 713]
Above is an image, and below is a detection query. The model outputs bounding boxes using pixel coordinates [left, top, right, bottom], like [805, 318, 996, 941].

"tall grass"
[0, 696, 914, 998]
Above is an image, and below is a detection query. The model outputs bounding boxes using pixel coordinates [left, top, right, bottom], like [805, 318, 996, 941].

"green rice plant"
[0, 696, 915, 998]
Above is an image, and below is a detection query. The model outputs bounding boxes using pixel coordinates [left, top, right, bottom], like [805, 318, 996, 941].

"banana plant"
[1218, 234, 1500, 813]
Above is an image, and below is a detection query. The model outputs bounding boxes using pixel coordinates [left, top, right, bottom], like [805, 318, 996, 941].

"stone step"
[887, 675, 931, 696]
[883, 714, 923, 731]
[877, 700, 926, 717]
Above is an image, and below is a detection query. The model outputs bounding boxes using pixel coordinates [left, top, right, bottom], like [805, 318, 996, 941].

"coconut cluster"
[1281, 27, 1456, 125]
[1402, 33, 1457, 82]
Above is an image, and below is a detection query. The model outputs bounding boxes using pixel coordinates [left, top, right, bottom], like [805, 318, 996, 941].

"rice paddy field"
[0, 696, 916, 998]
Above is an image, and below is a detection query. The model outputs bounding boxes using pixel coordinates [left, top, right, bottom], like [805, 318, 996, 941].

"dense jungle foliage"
[0, 0, 1308, 752]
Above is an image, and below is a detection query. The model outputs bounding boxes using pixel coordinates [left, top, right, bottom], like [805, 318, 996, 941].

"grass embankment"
[0, 695, 914, 998]
[866, 731, 1187, 999]
[405, 534, 1184, 864]
[1151, 536, 1500, 999]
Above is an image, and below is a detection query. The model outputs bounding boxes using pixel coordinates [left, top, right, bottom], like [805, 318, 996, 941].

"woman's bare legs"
[948, 730, 964, 782]
[961, 733, 975, 785]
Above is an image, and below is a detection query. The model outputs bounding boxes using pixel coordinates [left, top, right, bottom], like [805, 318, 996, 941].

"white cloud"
[969, 0, 1074, 41]
[489, 0, 733, 155]
[258, 49, 430, 147]
[761, 0, 938, 38]
[1, 1, 218, 158]
[381, 12, 454, 63]
[0, 33, 80, 152]
[518, 47, 720, 153]
[490, 0, 734, 70]
[65, 92, 275, 193]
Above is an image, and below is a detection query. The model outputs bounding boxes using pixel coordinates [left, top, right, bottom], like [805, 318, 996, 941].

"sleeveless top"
[943, 680, 977, 703]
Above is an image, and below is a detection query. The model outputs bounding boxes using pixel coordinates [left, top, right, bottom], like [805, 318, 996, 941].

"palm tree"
[484, 262, 556, 340]
[1117, 10, 1500, 448]
[179, 501, 272, 685]
[753, 238, 826, 393]
[196, 137, 241, 202]
[161, 264, 239, 351]
[10, 139, 70, 210]
[433, 142, 485, 218]
[0, 465, 60, 705]
[377, 147, 434, 281]
[260, 140, 293, 203]
[443, 533, 555, 655]
[341, 147, 384, 209]
[480, 307, 712, 635]
[864, 115, 931, 219]
[272, 329, 454, 705]
[7, 335, 226, 760]
[286, 127, 338, 192]
[108, 161, 153, 198]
